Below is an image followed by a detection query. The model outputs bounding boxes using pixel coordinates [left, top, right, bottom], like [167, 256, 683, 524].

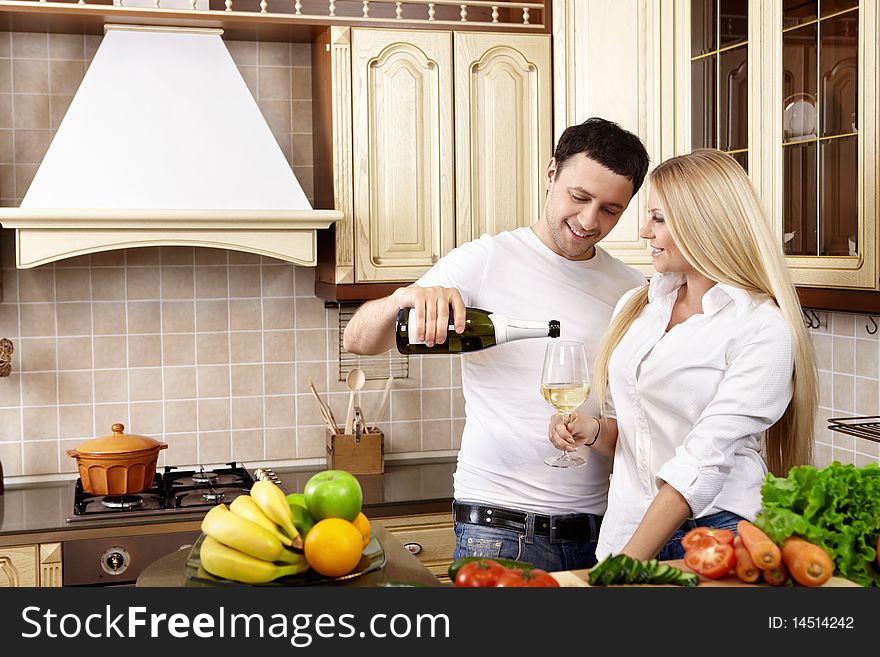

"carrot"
[733, 536, 760, 583]
[737, 520, 781, 569]
[781, 536, 834, 587]
[761, 561, 789, 586]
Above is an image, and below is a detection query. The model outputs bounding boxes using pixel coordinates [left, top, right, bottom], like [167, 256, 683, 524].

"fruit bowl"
[184, 533, 386, 586]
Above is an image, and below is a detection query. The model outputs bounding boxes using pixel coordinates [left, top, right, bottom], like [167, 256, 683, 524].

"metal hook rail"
[802, 309, 821, 330]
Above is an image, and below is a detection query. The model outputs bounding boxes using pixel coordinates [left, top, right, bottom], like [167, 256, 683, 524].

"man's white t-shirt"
[417, 227, 645, 515]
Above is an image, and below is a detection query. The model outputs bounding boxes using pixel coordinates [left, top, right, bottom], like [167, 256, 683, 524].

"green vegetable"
[587, 555, 698, 587]
[447, 556, 534, 582]
[753, 462, 880, 588]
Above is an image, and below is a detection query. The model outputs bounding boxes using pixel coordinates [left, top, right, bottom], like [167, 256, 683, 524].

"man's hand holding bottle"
[392, 284, 467, 347]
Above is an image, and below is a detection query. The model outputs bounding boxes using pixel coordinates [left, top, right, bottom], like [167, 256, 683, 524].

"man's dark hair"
[553, 117, 650, 197]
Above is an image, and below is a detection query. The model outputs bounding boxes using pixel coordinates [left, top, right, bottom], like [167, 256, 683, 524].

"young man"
[343, 118, 650, 571]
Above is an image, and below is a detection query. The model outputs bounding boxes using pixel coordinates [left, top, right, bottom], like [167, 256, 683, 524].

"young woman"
[548, 149, 817, 561]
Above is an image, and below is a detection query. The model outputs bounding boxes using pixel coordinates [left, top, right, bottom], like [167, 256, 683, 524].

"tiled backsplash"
[0, 30, 464, 479]
[0, 31, 876, 480]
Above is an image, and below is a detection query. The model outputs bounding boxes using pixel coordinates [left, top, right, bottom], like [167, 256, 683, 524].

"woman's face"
[641, 187, 697, 275]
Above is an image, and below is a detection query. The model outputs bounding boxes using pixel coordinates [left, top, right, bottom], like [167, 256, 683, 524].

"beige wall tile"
[128, 301, 161, 334]
[129, 334, 162, 367]
[389, 421, 421, 452]
[196, 299, 229, 332]
[93, 335, 125, 369]
[164, 432, 197, 466]
[56, 302, 91, 335]
[23, 405, 58, 440]
[21, 371, 56, 405]
[291, 99, 312, 133]
[832, 312, 855, 336]
[230, 331, 262, 363]
[160, 247, 194, 266]
[292, 166, 314, 200]
[164, 366, 196, 400]
[194, 248, 227, 266]
[126, 267, 160, 300]
[12, 59, 48, 94]
[293, 266, 315, 296]
[14, 129, 50, 163]
[195, 267, 228, 300]
[57, 336, 91, 370]
[164, 399, 196, 433]
[199, 431, 231, 465]
[12, 33, 47, 59]
[229, 266, 261, 297]
[423, 419, 452, 450]
[263, 298, 294, 330]
[162, 333, 195, 366]
[0, 302, 18, 336]
[58, 370, 94, 404]
[129, 401, 164, 436]
[291, 66, 311, 100]
[49, 33, 84, 60]
[49, 94, 73, 130]
[197, 333, 229, 365]
[855, 338, 879, 378]
[231, 363, 262, 396]
[198, 398, 230, 431]
[421, 357, 451, 388]
[14, 94, 49, 129]
[225, 40, 257, 66]
[265, 395, 295, 428]
[0, 372, 21, 406]
[58, 405, 94, 440]
[22, 440, 57, 475]
[421, 389, 451, 420]
[264, 427, 295, 460]
[231, 429, 264, 462]
[162, 301, 195, 333]
[18, 268, 54, 302]
[0, 441, 22, 476]
[125, 247, 160, 267]
[20, 303, 55, 336]
[0, 129, 10, 165]
[258, 41, 290, 67]
[129, 368, 162, 401]
[294, 329, 326, 362]
[230, 299, 262, 330]
[262, 266, 294, 297]
[264, 362, 295, 395]
[49, 60, 84, 95]
[198, 365, 230, 398]
[294, 296, 324, 329]
[295, 392, 326, 427]
[391, 390, 421, 422]
[55, 267, 89, 301]
[453, 419, 464, 449]
[92, 302, 125, 335]
[0, 61, 10, 94]
[295, 425, 324, 458]
[94, 369, 127, 403]
[258, 66, 291, 100]
[264, 329, 296, 363]
[855, 377, 879, 416]
[90, 250, 125, 267]
[228, 251, 261, 265]
[832, 373, 854, 414]
[257, 99, 291, 134]
[161, 267, 194, 299]
[238, 65, 257, 97]
[84, 35, 101, 60]
[832, 336, 854, 374]
[19, 336, 55, 371]
[231, 396, 263, 430]
[90, 268, 125, 300]
[292, 43, 310, 67]
[0, 407, 22, 441]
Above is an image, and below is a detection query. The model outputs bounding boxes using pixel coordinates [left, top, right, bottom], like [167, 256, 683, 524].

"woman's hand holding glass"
[548, 411, 599, 453]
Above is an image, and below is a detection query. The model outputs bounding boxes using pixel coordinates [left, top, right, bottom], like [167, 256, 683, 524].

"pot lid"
[74, 423, 164, 454]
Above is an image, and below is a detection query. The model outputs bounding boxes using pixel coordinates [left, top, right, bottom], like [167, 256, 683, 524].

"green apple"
[303, 470, 363, 522]
[286, 493, 315, 537]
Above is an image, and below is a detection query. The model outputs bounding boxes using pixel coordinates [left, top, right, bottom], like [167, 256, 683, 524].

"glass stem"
[558, 412, 572, 460]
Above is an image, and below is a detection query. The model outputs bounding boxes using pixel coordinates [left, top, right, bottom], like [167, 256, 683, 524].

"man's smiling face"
[538, 153, 635, 261]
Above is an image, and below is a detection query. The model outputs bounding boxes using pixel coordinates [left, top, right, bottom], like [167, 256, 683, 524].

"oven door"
[62, 530, 200, 586]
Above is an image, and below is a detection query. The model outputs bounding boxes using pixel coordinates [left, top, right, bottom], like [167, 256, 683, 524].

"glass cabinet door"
[782, 1, 859, 258]
[690, 0, 749, 169]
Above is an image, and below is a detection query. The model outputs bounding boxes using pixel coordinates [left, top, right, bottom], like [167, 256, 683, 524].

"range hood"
[0, 24, 341, 268]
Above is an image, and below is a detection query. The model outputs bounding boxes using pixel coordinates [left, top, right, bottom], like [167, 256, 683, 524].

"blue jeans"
[655, 510, 745, 561]
[453, 513, 601, 572]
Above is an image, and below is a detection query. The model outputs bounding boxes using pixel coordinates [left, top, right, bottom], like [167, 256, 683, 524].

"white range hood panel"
[0, 25, 341, 268]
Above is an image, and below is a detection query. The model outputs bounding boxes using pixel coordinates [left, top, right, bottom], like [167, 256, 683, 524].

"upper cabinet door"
[453, 33, 552, 244]
[351, 29, 454, 283]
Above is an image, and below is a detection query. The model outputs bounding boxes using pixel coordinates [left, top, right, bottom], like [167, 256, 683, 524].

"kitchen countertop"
[0, 456, 456, 546]
[137, 524, 443, 587]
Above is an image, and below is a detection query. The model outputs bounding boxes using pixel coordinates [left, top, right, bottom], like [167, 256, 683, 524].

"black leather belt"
[453, 501, 600, 543]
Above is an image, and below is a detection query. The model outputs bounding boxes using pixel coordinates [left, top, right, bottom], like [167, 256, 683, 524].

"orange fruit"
[353, 512, 371, 548]
[303, 518, 364, 577]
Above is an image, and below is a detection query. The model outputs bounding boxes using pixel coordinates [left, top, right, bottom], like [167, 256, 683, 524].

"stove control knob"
[101, 546, 131, 576]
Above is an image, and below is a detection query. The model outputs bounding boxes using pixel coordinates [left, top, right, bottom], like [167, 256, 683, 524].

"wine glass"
[541, 340, 591, 468]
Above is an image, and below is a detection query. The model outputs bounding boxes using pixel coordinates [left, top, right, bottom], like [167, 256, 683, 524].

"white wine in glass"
[541, 341, 590, 468]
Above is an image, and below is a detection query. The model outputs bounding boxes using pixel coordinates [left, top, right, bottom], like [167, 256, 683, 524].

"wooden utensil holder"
[326, 428, 385, 474]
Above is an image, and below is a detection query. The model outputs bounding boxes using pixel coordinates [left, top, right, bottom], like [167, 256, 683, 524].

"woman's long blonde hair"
[594, 149, 817, 476]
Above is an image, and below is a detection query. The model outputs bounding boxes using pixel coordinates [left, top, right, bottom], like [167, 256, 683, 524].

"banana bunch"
[199, 481, 308, 584]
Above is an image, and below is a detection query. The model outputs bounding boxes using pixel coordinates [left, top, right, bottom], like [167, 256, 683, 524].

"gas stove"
[67, 462, 258, 523]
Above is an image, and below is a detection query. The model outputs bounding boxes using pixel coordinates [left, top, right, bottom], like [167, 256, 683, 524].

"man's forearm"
[342, 294, 400, 355]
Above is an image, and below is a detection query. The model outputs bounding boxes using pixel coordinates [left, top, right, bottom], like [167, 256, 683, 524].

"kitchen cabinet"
[682, 1, 876, 292]
[0, 542, 62, 587]
[314, 27, 552, 296]
[371, 511, 455, 582]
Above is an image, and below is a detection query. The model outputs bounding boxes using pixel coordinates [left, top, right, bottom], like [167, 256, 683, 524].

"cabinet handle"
[403, 542, 422, 555]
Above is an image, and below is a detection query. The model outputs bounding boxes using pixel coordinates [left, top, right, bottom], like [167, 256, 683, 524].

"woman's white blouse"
[595, 272, 794, 560]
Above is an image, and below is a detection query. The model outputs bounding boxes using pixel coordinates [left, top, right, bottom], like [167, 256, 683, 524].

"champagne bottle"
[395, 306, 560, 354]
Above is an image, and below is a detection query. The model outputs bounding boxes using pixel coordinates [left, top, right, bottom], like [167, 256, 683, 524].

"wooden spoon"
[343, 367, 366, 435]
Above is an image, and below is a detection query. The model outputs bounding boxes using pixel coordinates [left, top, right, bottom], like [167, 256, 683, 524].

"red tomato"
[681, 526, 735, 551]
[495, 568, 560, 588]
[683, 540, 737, 579]
[455, 559, 507, 587]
